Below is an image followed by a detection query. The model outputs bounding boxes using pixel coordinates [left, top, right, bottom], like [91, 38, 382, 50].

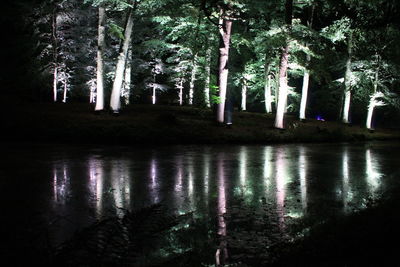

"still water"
[2, 142, 400, 262]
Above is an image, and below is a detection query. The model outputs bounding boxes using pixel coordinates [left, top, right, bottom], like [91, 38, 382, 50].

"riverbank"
[2, 102, 399, 144]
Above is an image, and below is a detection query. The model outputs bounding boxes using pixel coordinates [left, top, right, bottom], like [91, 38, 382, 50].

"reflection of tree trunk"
[216, 9, 232, 123]
[189, 53, 198, 105]
[204, 46, 212, 108]
[95, 5, 106, 111]
[216, 153, 228, 266]
[274, 0, 292, 129]
[342, 31, 353, 124]
[264, 60, 272, 113]
[110, 3, 136, 112]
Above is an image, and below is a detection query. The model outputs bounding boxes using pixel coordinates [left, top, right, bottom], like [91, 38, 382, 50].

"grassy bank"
[2, 102, 399, 145]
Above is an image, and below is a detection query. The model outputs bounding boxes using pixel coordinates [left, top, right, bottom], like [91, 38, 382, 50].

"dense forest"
[3, 0, 400, 129]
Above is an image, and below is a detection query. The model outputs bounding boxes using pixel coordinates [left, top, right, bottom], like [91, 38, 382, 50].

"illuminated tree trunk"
[299, 69, 310, 120]
[299, 4, 314, 120]
[52, 10, 58, 102]
[178, 78, 183, 106]
[274, 0, 292, 129]
[204, 46, 212, 108]
[264, 61, 272, 113]
[366, 58, 380, 130]
[342, 32, 353, 124]
[189, 53, 198, 105]
[152, 74, 156, 105]
[122, 47, 132, 105]
[62, 80, 67, 103]
[95, 5, 106, 111]
[241, 76, 247, 111]
[110, 6, 135, 112]
[216, 10, 232, 124]
[53, 67, 58, 102]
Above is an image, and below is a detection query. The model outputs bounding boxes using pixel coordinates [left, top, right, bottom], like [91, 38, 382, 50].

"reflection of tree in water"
[53, 163, 70, 205]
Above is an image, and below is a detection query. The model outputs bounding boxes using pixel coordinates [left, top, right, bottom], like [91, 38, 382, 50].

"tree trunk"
[299, 3, 314, 120]
[62, 80, 67, 103]
[274, 0, 292, 129]
[216, 10, 233, 124]
[110, 5, 135, 112]
[95, 5, 106, 111]
[189, 53, 198, 105]
[366, 56, 380, 129]
[299, 69, 310, 120]
[274, 45, 290, 129]
[342, 31, 353, 124]
[179, 78, 183, 106]
[264, 61, 272, 113]
[122, 46, 132, 105]
[241, 76, 247, 111]
[152, 74, 156, 105]
[53, 67, 58, 102]
[52, 10, 58, 102]
[204, 46, 212, 108]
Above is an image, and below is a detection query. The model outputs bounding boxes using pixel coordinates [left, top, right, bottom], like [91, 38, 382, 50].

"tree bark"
[52, 10, 58, 102]
[241, 76, 247, 111]
[366, 56, 380, 129]
[274, 0, 292, 129]
[204, 45, 212, 108]
[95, 5, 106, 111]
[189, 53, 198, 105]
[216, 9, 232, 124]
[299, 69, 310, 120]
[342, 31, 353, 124]
[122, 46, 132, 105]
[110, 4, 136, 112]
[264, 60, 272, 113]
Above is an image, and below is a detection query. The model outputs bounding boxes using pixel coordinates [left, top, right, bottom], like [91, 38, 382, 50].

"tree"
[95, 5, 106, 111]
[110, 0, 137, 112]
[274, 0, 293, 129]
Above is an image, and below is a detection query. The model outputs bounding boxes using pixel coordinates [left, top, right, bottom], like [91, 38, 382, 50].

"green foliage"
[108, 22, 125, 40]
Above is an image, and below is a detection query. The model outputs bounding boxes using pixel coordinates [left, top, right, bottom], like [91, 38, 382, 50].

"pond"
[2, 142, 400, 265]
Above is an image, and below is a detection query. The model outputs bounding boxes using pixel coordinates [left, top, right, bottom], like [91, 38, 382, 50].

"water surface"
[2, 142, 400, 263]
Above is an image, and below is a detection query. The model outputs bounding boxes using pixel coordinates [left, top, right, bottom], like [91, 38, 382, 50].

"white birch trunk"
[95, 6, 106, 111]
[110, 9, 135, 112]
[299, 70, 310, 120]
[216, 11, 232, 124]
[342, 32, 353, 124]
[204, 46, 212, 108]
[189, 53, 197, 105]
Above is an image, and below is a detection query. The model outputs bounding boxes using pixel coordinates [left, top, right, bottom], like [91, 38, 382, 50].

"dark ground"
[1, 101, 399, 145]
